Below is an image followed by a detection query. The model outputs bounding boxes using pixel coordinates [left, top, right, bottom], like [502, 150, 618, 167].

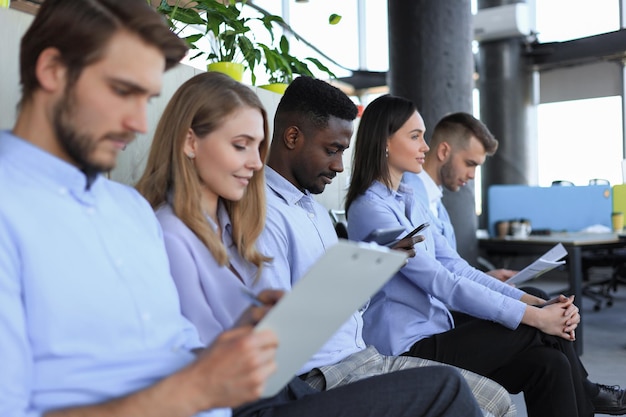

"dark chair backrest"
[335, 222, 348, 239]
[329, 209, 348, 239]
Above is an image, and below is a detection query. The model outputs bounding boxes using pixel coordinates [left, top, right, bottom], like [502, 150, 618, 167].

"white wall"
[0, 8, 32, 130]
[0, 7, 349, 212]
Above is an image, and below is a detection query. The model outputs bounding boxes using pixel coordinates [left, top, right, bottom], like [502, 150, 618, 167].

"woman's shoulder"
[352, 183, 391, 205]
[155, 204, 190, 237]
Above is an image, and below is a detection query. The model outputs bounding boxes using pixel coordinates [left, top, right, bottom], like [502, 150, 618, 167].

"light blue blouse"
[347, 180, 526, 356]
[156, 201, 264, 345]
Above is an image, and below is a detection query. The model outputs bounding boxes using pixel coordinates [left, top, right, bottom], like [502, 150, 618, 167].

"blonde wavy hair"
[136, 71, 270, 269]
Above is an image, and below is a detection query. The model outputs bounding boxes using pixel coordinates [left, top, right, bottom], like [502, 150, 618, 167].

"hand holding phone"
[402, 222, 430, 239]
[386, 222, 429, 259]
[363, 227, 405, 246]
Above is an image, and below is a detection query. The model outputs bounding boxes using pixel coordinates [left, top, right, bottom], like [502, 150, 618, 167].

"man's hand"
[486, 268, 517, 282]
[183, 327, 279, 411]
[235, 289, 284, 327]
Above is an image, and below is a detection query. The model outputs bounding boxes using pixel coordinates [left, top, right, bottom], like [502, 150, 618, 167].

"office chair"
[579, 179, 623, 311]
[551, 180, 575, 186]
[582, 248, 626, 311]
[589, 178, 610, 186]
[329, 209, 348, 239]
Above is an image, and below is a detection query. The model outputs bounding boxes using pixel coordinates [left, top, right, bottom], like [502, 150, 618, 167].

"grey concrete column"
[387, 0, 478, 264]
[477, 0, 536, 230]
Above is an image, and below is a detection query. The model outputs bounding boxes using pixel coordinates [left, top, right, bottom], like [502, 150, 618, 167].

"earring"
[187, 152, 195, 159]
[385, 148, 389, 158]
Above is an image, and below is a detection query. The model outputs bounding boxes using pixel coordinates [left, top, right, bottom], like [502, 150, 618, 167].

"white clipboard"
[255, 239, 407, 397]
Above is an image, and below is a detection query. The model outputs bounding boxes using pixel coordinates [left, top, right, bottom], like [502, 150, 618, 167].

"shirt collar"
[203, 199, 233, 244]
[369, 180, 415, 202]
[216, 199, 233, 240]
[265, 165, 310, 206]
[418, 170, 443, 205]
[0, 131, 103, 198]
[369, 179, 413, 194]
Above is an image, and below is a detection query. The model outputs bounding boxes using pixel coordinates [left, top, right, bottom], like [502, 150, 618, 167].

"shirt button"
[58, 187, 68, 195]
[141, 312, 152, 322]
[86, 207, 96, 215]
[114, 258, 123, 268]
[308, 212, 315, 219]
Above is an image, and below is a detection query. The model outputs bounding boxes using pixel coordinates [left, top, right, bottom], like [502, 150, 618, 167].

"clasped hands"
[539, 294, 580, 341]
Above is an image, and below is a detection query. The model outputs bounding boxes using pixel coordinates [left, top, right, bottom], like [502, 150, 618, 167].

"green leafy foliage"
[156, 0, 337, 86]
[259, 35, 335, 84]
[157, 0, 261, 83]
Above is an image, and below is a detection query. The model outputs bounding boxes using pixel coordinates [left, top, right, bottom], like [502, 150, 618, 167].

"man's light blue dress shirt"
[0, 131, 222, 417]
[255, 167, 365, 375]
[346, 181, 526, 356]
[403, 171, 457, 249]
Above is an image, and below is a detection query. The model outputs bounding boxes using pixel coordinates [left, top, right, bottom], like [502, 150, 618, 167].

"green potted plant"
[250, 6, 339, 93]
[157, 0, 339, 89]
[257, 34, 336, 94]
[157, 0, 261, 82]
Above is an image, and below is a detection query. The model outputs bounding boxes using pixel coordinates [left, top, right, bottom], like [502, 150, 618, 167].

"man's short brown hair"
[19, 0, 188, 104]
[430, 112, 498, 155]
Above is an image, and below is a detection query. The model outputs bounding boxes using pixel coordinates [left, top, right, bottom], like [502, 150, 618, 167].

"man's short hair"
[275, 76, 357, 132]
[19, 0, 188, 104]
[431, 112, 498, 155]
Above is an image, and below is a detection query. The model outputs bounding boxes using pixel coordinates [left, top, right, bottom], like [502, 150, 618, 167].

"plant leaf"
[328, 13, 342, 25]
[306, 57, 336, 79]
[169, 7, 205, 25]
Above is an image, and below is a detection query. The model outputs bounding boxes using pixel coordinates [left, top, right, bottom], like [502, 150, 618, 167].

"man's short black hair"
[276, 76, 358, 130]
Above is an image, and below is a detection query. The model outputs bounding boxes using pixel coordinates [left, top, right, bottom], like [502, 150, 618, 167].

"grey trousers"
[302, 346, 516, 417]
[234, 366, 482, 417]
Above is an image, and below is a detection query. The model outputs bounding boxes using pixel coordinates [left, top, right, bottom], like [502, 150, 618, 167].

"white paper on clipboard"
[255, 239, 407, 398]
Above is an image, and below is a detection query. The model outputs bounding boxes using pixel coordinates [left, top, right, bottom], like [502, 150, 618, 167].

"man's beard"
[52, 91, 119, 176]
[440, 160, 459, 192]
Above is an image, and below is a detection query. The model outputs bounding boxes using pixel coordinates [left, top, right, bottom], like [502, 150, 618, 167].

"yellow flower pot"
[258, 83, 289, 95]
[207, 62, 244, 82]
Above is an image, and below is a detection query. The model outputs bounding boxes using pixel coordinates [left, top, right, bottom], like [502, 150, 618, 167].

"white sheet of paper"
[506, 243, 568, 286]
[254, 239, 407, 398]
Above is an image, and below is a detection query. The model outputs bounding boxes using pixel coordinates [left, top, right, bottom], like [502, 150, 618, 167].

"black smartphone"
[401, 222, 430, 240]
[363, 227, 405, 246]
[383, 222, 430, 248]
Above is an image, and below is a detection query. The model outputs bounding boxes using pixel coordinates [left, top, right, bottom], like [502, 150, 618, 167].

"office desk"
[479, 232, 626, 355]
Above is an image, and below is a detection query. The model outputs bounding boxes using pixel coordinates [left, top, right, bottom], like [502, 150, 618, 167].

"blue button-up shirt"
[256, 167, 364, 374]
[347, 181, 526, 356]
[0, 131, 219, 417]
[403, 171, 457, 249]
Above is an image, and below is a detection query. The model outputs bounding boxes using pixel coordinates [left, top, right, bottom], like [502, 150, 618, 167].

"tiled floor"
[510, 268, 626, 416]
